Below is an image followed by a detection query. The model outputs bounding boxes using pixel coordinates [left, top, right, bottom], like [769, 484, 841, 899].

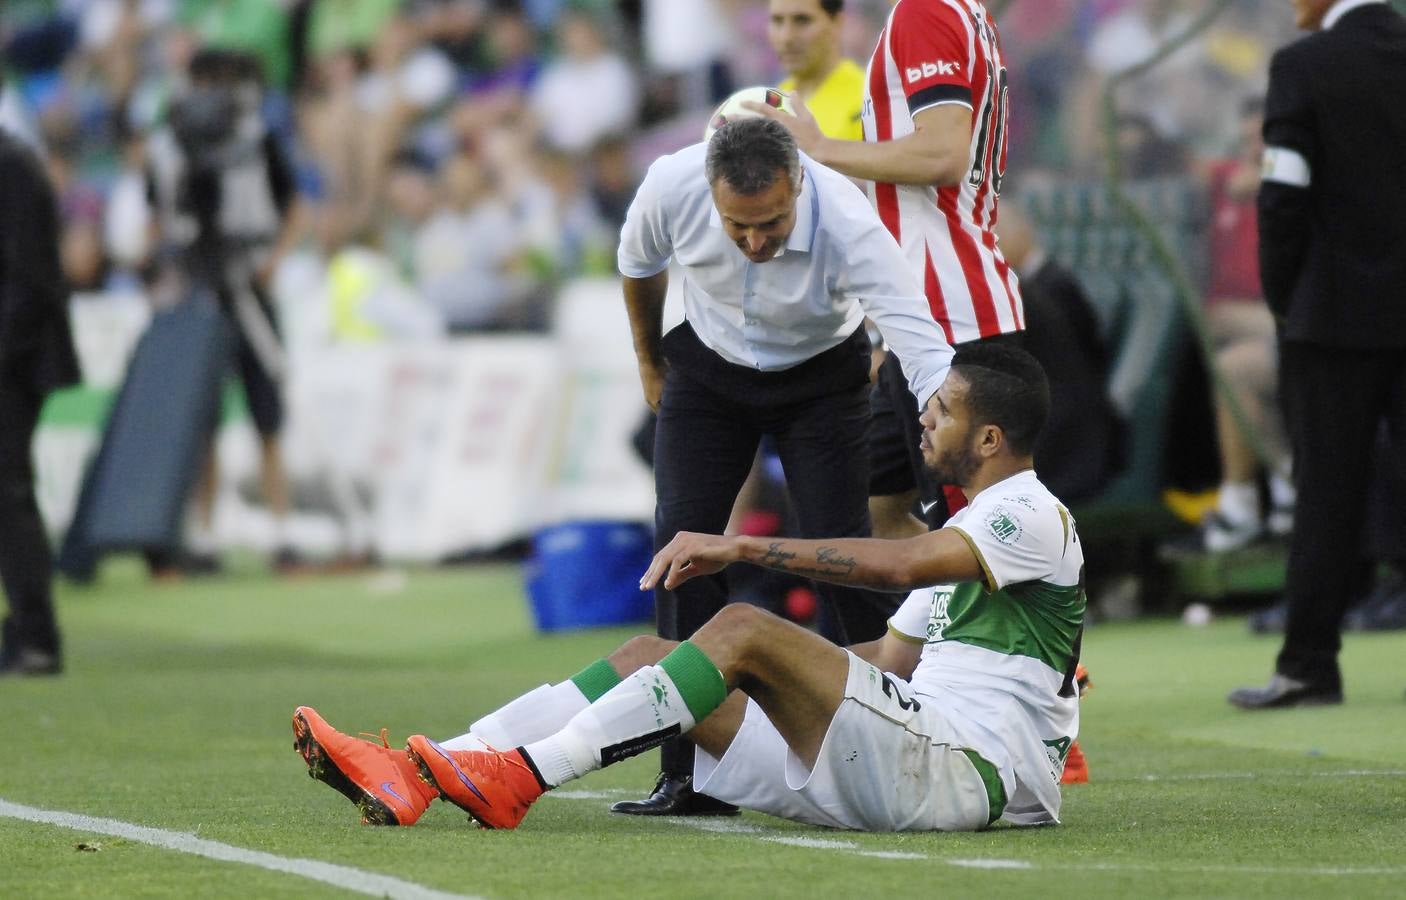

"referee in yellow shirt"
[769, 0, 864, 142]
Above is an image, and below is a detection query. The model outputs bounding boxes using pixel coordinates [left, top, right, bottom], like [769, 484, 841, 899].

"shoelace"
[457, 747, 535, 789]
[358, 728, 393, 749]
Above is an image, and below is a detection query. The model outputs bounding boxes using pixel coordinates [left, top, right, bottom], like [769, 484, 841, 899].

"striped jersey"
[862, 0, 1023, 344]
[889, 470, 1085, 825]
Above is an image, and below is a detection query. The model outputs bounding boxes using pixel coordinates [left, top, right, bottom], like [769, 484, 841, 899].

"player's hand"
[743, 92, 826, 157]
[641, 532, 740, 591]
[638, 360, 667, 412]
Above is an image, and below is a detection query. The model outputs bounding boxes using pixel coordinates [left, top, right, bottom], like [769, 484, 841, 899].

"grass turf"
[1, 558, 1403, 899]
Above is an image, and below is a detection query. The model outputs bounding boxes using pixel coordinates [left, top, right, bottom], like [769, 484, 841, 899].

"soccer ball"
[704, 86, 793, 140]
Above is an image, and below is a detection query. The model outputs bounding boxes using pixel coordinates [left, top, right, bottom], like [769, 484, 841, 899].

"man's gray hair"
[705, 118, 803, 195]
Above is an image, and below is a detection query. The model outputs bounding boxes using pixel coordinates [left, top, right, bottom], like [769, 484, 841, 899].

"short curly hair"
[951, 343, 1051, 456]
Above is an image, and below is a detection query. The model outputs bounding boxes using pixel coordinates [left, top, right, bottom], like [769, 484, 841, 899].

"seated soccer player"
[292, 344, 1086, 831]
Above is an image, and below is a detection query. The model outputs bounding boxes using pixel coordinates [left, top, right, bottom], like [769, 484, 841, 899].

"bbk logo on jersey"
[926, 585, 957, 643]
[906, 60, 960, 83]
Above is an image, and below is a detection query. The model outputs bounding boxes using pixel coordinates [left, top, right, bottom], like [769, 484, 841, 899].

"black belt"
[662, 321, 871, 407]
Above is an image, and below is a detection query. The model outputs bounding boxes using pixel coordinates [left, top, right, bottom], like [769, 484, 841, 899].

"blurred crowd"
[0, 0, 1300, 337]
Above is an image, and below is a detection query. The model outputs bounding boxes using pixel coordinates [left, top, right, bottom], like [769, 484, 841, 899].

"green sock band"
[658, 641, 728, 724]
[569, 658, 622, 702]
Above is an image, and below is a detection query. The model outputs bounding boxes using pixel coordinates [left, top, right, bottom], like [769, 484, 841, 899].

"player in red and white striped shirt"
[865, 0, 1021, 344]
[749, 0, 1023, 537]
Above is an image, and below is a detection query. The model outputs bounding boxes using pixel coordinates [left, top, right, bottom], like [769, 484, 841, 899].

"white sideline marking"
[768, 836, 858, 850]
[680, 819, 765, 833]
[949, 858, 1033, 870]
[0, 799, 478, 900]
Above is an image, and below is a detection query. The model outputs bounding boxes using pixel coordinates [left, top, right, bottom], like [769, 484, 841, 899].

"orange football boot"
[405, 735, 546, 830]
[1061, 664, 1092, 785]
[1061, 740, 1089, 784]
[292, 706, 439, 825]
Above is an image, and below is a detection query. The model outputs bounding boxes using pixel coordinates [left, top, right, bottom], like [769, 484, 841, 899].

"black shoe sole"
[1227, 690, 1343, 710]
[609, 798, 741, 816]
[292, 711, 400, 825]
[0, 663, 62, 677]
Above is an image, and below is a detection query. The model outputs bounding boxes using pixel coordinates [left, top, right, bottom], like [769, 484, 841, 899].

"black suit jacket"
[0, 131, 80, 395]
[1021, 259, 1125, 503]
[1258, 3, 1406, 348]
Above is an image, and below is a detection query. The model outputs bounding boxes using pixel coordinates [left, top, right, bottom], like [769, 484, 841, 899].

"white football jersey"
[889, 469, 1084, 824]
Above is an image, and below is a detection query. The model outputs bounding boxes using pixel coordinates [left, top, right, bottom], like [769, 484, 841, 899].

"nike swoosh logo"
[380, 781, 410, 806]
[920, 501, 939, 515]
[428, 741, 492, 806]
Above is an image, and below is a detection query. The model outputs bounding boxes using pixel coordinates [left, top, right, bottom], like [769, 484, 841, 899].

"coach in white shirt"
[613, 117, 953, 816]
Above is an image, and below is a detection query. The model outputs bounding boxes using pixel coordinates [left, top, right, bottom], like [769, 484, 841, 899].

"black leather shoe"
[610, 774, 739, 816]
[0, 645, 63, 677]
[1227, 674, 1342, 709]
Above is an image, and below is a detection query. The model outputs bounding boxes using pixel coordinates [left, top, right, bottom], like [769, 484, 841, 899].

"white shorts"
[693, 652, 1005, 831]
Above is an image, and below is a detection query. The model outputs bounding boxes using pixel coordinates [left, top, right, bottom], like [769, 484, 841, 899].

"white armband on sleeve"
[1261, 146, 1311, 188]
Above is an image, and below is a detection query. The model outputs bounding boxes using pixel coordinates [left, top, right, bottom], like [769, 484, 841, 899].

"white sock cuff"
[523, 666, 696, 788]
[1217, 481, 1259, 521]
[468, 681, 590, 750]
[438, 732, 491, 751]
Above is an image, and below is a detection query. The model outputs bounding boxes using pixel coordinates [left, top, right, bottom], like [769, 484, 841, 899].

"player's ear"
[977, 423, 1004, 458]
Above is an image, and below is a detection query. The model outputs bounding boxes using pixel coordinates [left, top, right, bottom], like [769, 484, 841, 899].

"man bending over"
[292, 343, 1084, 830]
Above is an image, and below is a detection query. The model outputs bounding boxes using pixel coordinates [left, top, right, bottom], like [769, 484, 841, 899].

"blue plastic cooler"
[525, 522, 656, 632]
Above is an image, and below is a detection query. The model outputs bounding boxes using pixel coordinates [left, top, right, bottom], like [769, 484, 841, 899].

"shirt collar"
[707, 164, 817, 258]
[1323, 0, 1385, 29]
[786, 167, 817, 254]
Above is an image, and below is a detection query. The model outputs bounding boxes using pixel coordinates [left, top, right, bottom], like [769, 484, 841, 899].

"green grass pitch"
[1, 559, 1403, 899]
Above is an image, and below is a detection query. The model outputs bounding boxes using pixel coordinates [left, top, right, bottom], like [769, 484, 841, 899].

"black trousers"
[1277, 341, 1406, 687]
[652, 324, 898, 778]
[0, 378, 61, 656]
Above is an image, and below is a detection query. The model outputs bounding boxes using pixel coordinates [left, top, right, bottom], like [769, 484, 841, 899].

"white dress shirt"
[1323, 0, 1385, 29]
[618, 143, 953, 407]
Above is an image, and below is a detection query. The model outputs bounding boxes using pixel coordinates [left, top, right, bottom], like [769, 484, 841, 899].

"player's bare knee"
[693, 604, 783, 679]
[609, 634, 674, 674]
[711, 602, 776, 637]
[691, 604, 781, 675]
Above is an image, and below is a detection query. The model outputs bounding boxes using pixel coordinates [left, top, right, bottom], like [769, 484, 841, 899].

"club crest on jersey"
[906, 60, 960, 83]
[985, 506, 1023, 544]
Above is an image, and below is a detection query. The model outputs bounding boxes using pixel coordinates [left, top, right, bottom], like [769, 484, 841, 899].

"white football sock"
[266, 512, 292, 549]
[1215, 481, 1259, 524]
[521, 666, 697, 788]
[438, 681, 591, 751]
[1269, 471, 1296, 509]
[186, 519, 218, 556]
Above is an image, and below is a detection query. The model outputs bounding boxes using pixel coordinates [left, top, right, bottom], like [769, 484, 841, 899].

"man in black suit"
[1229, 0, 1406, 708]
[0, 130, 81, 676]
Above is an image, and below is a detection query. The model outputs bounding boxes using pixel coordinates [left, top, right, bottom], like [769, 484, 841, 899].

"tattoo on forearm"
[756, 542, 860, 581]
[816, 547, 858, 575]
[759, 542, 798, 568]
